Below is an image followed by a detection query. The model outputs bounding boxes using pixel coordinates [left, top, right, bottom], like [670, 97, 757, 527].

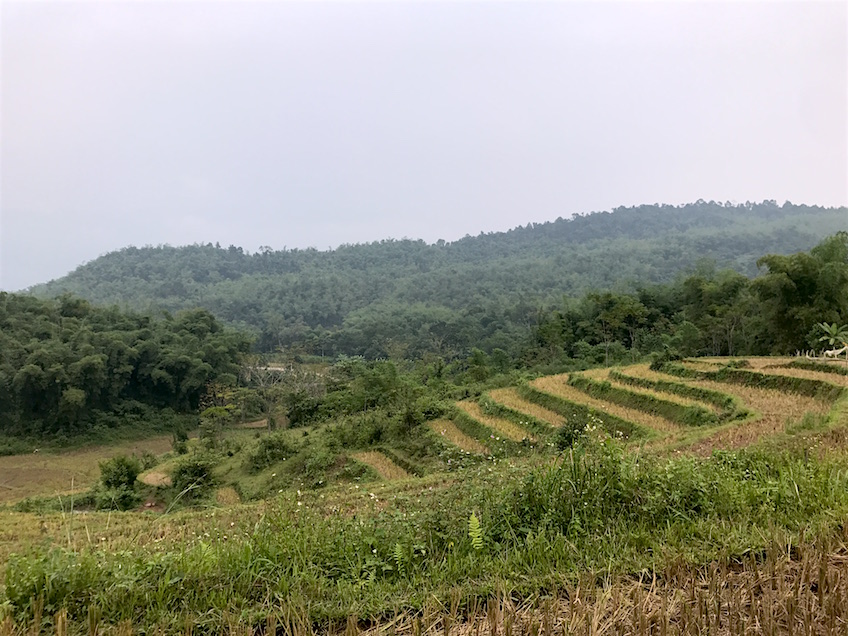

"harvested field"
[428, 419, 487, 454]
[487, 388, 566, 428]
[683, 379, 832, 454]
[756, 365, 848, 389]
[530, 374, 682, 436]
[455, 401, 535, 442]
[351, 451, 410, 480]
[586, 368, 722, 412]
[0, 436, 173, 504]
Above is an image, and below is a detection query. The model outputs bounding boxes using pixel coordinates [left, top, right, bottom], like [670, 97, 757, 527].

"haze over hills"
[29, 201, 848, 355]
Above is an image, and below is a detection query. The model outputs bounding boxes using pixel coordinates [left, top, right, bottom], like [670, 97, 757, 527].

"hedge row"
[655, 363, 845, 402]
[514, 384, 649, 441]
[568, 374, 717, 427]
[608, 370, 749, 422]
[785, 359, 848, 377]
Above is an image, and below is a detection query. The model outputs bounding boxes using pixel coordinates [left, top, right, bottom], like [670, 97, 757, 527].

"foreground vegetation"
[1, 355, 847, 633]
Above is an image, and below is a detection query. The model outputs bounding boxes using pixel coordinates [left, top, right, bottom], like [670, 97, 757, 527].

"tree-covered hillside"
[0, 294, 251, 438]
[29, 201, 847, 356]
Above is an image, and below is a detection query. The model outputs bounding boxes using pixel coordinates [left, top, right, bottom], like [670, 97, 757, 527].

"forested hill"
[30, 201, 847, 356]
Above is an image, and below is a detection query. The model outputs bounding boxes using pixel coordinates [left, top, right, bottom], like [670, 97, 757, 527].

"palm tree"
[817, 322, 848, 364]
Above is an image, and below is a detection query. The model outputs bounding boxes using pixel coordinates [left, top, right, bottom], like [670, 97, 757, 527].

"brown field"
[487, 388, 566, 427]
[0, 437, 173, 504]
[428, 419, 487, 454]
[351, 451, 410, 480]
[530, 374, 682, 436]
[753, 364, 848, 389]
[455, 401, 535, 442]
[682, 379, 833, 454]
[590, 368, 722, 412]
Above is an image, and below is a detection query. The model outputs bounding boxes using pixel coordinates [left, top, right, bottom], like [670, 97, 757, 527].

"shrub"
[99, 455, 141, 491]
[246, 432, 298, 472]
[171, 456, 216, 498]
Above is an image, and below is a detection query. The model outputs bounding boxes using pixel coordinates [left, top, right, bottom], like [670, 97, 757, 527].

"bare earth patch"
[351, 452, 410, 480]
[455, 401, 535, 442]
[428, 419, 487, 454]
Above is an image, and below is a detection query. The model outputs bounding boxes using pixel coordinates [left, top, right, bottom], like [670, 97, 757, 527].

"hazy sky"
[1, 1, 846, 291]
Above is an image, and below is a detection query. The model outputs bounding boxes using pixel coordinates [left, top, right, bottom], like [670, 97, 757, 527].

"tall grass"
[6, 432, 848, 633]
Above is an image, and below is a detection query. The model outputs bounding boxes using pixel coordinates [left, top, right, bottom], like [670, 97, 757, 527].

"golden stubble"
[530, 374, 682, 436]
[454, 401, 535, 442]
[427, 419, 488, 455]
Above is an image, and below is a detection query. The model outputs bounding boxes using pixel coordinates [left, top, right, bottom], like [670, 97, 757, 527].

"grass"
[5, 437, 848, 632]
[0, 437, 172, 505]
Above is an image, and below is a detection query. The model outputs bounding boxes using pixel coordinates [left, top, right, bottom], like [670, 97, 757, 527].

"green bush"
[171, 456, 216, 499]
[245, 432, 298, 472]
[99, 455, 141, 491]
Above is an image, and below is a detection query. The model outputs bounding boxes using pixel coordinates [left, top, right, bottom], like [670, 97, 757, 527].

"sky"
[1, 1, 846, 291]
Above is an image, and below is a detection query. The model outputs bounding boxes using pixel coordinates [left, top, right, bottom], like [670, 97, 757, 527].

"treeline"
[29, 201, 847, 357]
[0, 294, 251, 437]
[526, 231, 848, 365]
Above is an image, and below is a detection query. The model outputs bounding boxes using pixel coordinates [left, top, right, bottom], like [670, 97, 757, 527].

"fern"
[468, 512, 484, 551]
[393, 542, 406, 575]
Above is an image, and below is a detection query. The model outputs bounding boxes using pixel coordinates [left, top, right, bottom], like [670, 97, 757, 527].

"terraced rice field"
[682, 379, 833, 453]
[455, 401, 536, 442]
[428, 419, 487, 454]
[351, 451, 410, 480]
[580, 367, 722, 412]
[517, 361, 846, 456]
[487, 388, 566, 427]
[530, 373, 682, 435]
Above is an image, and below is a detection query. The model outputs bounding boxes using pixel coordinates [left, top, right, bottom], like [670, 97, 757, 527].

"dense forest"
[29, 201, 847, 357]
[0, 295, 250, 437]
[2, 214, 846, 441]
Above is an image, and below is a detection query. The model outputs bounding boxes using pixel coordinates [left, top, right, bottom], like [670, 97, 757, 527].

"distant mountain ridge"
[29, 200, 847, 354]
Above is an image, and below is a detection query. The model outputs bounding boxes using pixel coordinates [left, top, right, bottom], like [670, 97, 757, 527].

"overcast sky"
[1, 1, 846, 291]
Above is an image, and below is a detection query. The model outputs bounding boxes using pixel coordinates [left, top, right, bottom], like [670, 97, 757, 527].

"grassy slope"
[2, 357, 848, 633]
